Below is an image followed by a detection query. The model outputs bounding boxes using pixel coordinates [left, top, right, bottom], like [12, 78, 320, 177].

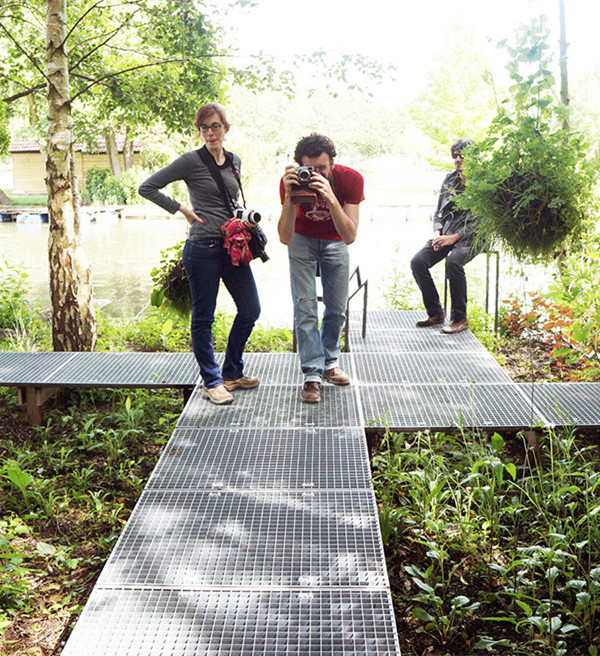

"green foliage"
[0, 260, 32, 331]
[499, 228, 600, 381]
[84, 166, 165, 205]
[0, 386, 182, 638]
[0, 518, 32, 628]
[459, 18, 598, 261]
[373, 427, 600, 655]
[0, 101, 10, 156]
[0, 259, 46, 350]
[150, 241, 192, 317]
[409, 19, 496, 166]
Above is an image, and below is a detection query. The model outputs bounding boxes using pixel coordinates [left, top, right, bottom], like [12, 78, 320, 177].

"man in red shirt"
[278, 134, 365, 403]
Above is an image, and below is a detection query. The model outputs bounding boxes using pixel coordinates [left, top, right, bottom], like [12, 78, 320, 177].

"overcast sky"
[223, 0, 600, 101]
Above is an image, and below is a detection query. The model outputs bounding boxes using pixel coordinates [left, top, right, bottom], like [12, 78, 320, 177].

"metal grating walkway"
[2, 311, 597, 654]
[60, 351, 401, 655]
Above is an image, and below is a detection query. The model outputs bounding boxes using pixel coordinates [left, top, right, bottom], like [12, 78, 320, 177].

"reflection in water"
[0, 211, 552, 325]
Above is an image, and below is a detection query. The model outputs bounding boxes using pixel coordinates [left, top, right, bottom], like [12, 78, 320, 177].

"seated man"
[410, 138, 482, 334]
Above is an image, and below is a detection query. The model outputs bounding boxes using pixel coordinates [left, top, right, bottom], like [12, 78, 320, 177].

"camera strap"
[196, 146, 246, 215]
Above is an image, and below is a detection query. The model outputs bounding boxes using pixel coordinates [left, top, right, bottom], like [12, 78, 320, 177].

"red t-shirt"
[279, 164, 365, 240]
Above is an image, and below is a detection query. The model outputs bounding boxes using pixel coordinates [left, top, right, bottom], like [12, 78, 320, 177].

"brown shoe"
[323, 367, 350, 386]
[301, 381, 321, 404]
[223, 375, 259, 391]
[416, 311, 445, 327]
[203, 384, 234, 405]
[441, 319, 469, 334]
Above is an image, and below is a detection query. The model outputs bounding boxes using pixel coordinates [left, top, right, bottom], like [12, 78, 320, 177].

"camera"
[234, 208, 261, 225]
[295, 165, 315, 183]
[291, 165, 317, 205]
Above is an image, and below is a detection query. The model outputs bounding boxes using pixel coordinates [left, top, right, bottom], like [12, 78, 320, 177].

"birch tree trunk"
[123, 127, 135, 170]
[105, 129, 122, 176]
[45, 0, 97, 351]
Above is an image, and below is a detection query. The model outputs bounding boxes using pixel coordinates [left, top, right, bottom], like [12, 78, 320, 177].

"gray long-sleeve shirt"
[138, 150, 242, 240]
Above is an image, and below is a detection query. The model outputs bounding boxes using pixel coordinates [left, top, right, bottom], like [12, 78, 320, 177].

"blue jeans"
[410, 239, 481, 322]
[182, 239, 260, 388]
[288, 233, 349, 382]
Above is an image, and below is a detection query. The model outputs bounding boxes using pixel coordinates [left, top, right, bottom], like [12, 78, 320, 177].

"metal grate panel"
[97, 490, 387, 588]
[241, 352, 354, 386]
[347, 326, 485, 354]
[0, 351, 77, 384]
[348, 310, 429, 331]
[41, 352, 199, 387]
[517, 382, 600, 427]
[146, 427, 372, 491]
[353, 352, 512, 385]
[62, 588, 400, 656]
[178, 384, 362, 428]
[361, 383, 541, 430]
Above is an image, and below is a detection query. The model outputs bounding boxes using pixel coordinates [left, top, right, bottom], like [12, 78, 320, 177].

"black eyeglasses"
[200, 123, 223, 133]
[452, 152, 464, 159]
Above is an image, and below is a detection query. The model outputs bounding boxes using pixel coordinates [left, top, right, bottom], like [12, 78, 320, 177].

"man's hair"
[451, 138, 473, 156]
[294, 133, 337, 164]
[195, 102, 230, 133]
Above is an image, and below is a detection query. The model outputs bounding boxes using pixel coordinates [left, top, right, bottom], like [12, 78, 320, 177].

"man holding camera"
[278, 133, 364, 404]
[410, 138, 482, 334]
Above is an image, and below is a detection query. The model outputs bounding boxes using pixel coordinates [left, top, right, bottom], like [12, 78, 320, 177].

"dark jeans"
[410, 239, 481, 322]
[182, 238, 260, 388]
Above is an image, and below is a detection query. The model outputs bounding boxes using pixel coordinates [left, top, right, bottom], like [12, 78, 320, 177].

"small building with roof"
[8, 137, 140, 194]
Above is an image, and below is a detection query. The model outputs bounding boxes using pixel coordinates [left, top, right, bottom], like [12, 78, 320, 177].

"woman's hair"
[294, 133, 337, 164]
[195, 102, 230, 132]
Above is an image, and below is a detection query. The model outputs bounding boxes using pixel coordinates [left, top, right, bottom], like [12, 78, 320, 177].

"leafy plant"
[460, 17, 598, 261]
[150, 241, 192, 317]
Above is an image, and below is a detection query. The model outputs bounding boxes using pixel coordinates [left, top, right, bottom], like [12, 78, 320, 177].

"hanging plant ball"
[457, 18, 598, 262]
[461, 129, 594, 260]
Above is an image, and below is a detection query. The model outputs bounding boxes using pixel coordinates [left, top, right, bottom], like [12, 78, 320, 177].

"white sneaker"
[203, 384, 234, 405]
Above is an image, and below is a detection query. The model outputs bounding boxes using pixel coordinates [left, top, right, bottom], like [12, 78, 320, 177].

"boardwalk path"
[54, 310, 599, 654]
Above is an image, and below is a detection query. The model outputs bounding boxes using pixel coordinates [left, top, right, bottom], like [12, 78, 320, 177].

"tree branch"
[2, 83, 46, 103]
[69, 58, 208, 102]
[0, 20, 47, 81]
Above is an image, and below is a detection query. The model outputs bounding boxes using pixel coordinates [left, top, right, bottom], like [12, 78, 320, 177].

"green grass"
[2, 193, 48, 206]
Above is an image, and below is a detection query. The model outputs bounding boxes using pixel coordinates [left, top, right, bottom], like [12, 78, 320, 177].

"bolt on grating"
[178, 384, 363, 429]
[353, 351, 512, 385]
[145, 427, 372, 491]
[361, 383, 543, 430]
[96, 490, 388, 589]
[62, 588, 401, 656]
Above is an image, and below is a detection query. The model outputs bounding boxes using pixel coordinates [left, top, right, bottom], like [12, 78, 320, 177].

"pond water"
[0, 204, 554, 327]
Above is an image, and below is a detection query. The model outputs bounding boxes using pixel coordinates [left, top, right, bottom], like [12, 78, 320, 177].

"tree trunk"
[105, 129, 122, 176]
[45, 0, 97, 352]
[559, 0, 569, 130]
[123, 126, 135, 170]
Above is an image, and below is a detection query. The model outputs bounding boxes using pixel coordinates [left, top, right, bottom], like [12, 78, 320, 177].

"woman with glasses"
[138, 102, 261, 405]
